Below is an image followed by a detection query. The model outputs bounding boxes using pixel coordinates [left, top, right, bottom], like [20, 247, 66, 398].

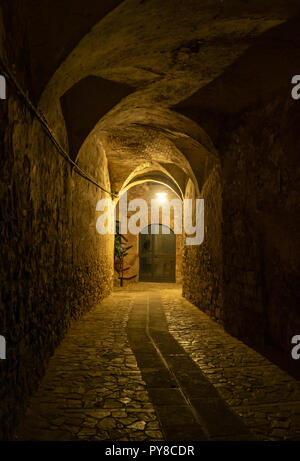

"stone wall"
[179, 13, 300, 372]
[221, 96, 300, 362]
[182, 166, 223, 321]
[72, 133, 114, 314]
[0, 9, 113, 439]
[183, 94, 300, 373]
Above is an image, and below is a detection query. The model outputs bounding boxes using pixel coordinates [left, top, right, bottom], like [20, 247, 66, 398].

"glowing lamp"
[156, 192, 167, 203]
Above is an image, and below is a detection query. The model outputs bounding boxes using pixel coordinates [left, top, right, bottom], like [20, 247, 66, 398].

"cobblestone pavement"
[161, 287, 300, 441]
[14, 290, 163, 441]
[14, 284, 300, 441]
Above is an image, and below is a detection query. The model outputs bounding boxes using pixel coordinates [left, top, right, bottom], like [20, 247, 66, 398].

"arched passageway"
[0, 0, 300, 442]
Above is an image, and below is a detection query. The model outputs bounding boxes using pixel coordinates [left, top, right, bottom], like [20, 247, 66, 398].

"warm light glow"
[156, 192, 167, 203]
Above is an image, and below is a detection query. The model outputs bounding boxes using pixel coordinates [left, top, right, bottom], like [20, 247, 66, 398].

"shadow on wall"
[174, 12, 300, 138]
[60, 76, 135, 160]
[2, 0, 125, 103]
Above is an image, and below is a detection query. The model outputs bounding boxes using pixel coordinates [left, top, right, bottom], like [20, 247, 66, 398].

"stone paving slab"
[13, 284, 300, 441]
[127, 292, 252, 441]
[14, 293, 163, 441]
[161, 287, 300, 441]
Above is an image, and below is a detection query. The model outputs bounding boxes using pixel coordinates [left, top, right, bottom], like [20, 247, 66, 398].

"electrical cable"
[0, 57, 118, 197]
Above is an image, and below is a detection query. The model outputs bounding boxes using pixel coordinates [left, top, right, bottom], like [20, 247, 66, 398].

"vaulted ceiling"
[6, 0, 300, 196]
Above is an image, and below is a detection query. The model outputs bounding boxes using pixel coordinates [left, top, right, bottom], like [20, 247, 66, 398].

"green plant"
[114, 224, 136, 287]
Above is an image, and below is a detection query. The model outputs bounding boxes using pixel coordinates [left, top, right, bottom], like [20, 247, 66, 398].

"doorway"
[139, 224, 176, 282]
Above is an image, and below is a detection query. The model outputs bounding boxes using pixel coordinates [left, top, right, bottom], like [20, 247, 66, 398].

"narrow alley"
[14, 285, 300, 441]
[1, 1, 300, 443]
